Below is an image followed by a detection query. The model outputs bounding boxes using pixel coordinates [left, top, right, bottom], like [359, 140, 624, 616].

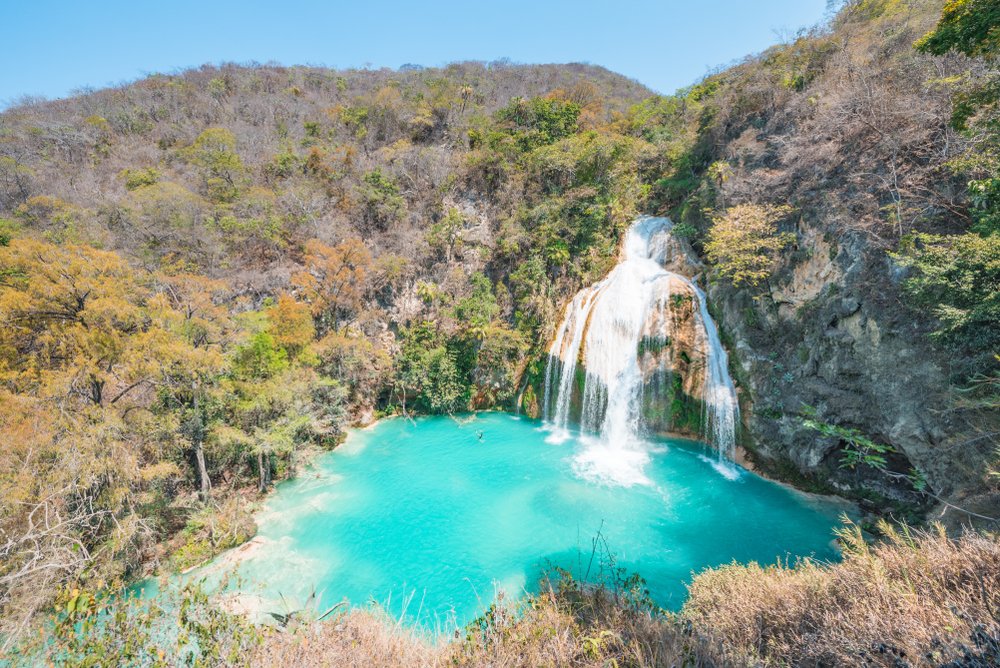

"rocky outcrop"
[710, 222, 1000, 526]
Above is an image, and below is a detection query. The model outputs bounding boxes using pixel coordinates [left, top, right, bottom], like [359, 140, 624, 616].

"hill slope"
[1, 0, 998, 653]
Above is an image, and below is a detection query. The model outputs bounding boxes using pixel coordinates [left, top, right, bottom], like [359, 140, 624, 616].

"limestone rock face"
[636, 278, 706, 437]
[710, 223, 999, 524]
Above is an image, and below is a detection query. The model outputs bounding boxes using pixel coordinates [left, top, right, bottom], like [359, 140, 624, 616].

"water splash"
[542, 216, 740, 485]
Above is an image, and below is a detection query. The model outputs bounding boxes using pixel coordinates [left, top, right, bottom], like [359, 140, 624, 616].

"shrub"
[893, 232, 1000, 376]
[231, 332, 289, 381]
[683, 521, 1000, 666]
[914, 0, 1000, 58]
[20, 580, 264, 666]
[168, 497, 257, 572]
[264, 147, 300, 180]
[357, 169, 406, 231]
[119, 167, 160, 191]
[494, 96, 582, 151]
[671, 221, 697, 239]
[426, 207, 465, 261]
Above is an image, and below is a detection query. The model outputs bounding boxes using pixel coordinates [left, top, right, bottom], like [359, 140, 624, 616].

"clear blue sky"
[1, 0, 830, 106]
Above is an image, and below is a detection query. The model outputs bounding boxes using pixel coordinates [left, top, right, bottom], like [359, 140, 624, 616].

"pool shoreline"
[194, 410, 858, 587]
[145, 412, 850, 632]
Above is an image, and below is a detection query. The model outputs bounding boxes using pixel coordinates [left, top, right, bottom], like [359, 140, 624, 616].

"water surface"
[209, 413, 845, 630]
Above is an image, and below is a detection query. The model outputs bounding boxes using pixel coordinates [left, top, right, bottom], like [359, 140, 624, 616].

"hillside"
[1, 0, 999, 663]
[0, 61, 649, 268]
[645, 0, 1000, 521]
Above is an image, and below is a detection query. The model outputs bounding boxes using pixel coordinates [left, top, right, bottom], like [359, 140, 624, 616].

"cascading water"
[542, 216, 740, 485]
[691, 283, 739, 463]
[543, 289, 599, 443]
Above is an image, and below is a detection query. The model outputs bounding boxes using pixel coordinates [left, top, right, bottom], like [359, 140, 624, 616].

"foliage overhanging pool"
[151, 413, 848, 630]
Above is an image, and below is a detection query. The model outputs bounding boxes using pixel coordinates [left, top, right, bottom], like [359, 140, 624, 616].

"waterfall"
[691, 283, 739, 463]
[543, 289, 600, 443]
[541, 216, 740, 485]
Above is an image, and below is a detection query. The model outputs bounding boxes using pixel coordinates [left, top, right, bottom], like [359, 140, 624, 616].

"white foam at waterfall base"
[543, 425, 573, 445]
[697, 454, 742, 481]
[572, 434, 667, 487]
[541, 216, 741, 486]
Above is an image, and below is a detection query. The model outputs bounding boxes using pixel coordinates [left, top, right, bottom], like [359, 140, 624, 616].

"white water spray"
[542, 217, 740, 485]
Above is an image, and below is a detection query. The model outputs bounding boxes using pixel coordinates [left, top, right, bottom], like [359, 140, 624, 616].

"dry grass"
[683, 522, 1000, 666]
[247, 608, 441, 667]
[246, 584, 714, 668]
[441, 585, 715, 668]
[8, 522, 997, 667]
[244, 524, 1000, 667]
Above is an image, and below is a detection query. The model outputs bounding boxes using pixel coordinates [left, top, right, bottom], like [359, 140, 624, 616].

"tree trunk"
[196, 440, 211, 502]
[193, 387, 210, 502]
[258, 451, 270, 492]
[90, 377, 104, 405]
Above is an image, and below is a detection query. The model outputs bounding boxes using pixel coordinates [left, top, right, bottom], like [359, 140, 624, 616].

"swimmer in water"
[476, 430, 484, 442]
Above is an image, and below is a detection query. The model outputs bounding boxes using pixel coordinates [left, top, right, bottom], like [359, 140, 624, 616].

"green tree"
[508, 254, 550, 338]
[357, 170, 406, 231]
[182, 128, 245, 202]
[917, 0, 1000, 235]
[453, 272, 500, 338]
[914, 0, 1000, 58]
[893, 232, 1000, 376]
[705, 204, 796, 288]
[313, 330, 389, 407]
[427, 207, 465, 262]
[231, 332, 289, 381]
[396, 321, 468, 414]
[471, 326, 526, 408]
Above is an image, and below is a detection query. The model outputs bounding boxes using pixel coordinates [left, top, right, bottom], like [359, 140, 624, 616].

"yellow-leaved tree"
[704, 203, 796, 288]
[0, 238, 238, 646]
[292, 237, 372, 333]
